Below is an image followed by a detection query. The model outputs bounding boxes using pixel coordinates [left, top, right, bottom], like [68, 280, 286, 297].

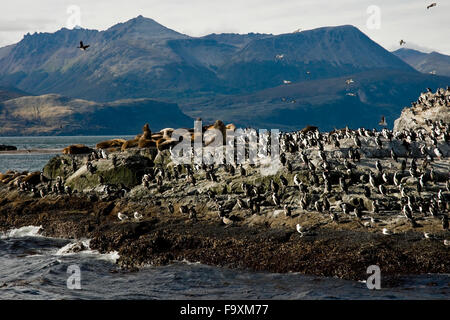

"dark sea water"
[0, 136, 449, 300]
[0, 227, 449, 300]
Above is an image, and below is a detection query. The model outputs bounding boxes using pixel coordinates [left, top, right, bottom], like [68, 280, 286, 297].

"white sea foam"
[1, 225, 42, 239]
[55, 239, 120, 263]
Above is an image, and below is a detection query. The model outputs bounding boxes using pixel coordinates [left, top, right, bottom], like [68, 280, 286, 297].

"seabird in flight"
[77, 41, 90, 51]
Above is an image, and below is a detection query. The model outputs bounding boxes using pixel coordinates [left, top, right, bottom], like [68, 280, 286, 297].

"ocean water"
[0, 227, 449, 300]
[0, 137, 449, 300]
[0, 136, 133, 173]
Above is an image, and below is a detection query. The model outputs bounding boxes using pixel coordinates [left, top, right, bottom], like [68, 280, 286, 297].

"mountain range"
[0, 16, 448, 134]
[393, 48, 450, 77]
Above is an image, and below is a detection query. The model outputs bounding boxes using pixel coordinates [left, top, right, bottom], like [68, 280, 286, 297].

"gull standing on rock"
[118, 212, 129, 221]
[134, 211, 143, 220]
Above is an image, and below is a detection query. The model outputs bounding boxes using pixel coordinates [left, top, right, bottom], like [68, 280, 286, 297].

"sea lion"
[301, 125, 318, 133]
[138, 139, 157, 148]
[121, 139, 139, 151]
[160, 128, 174, 139]
[141, 123, 152, 140]
[23, 171, 41, 185]
[205, 120, 227, 145]
[156, 138, 178, 151]
[226, 123, 236, 131]
[62, 144, 93, 155]
[96, 139, 126, 149]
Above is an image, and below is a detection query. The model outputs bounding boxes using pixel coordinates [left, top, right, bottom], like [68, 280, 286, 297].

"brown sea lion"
[156, 138, 178, 151]
[63, 144, 93, 155]
[141, 123, 152, 140]
[121, 139, 139, 151]
[96, 139, 126, 149]
[160, 128, 174, 139]
[226, 123, 236, 131]
[23, 171, 41, 185]
[138, 139, 157, 148]
[151, 134, 164, 141]
[300, 125, 319, 133]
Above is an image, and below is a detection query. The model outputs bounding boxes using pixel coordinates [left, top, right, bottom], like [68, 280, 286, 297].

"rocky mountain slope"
[0, 86, 30, 102]
[186, 69, 450, 131]
[393, 48, 450, 77]
[0, 16, 414, 102]
[0, 16, 447, 133]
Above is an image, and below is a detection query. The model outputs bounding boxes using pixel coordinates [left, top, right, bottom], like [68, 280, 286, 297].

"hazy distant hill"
[0, 16, 415, 102]
[0, 94, 193, 136]
[393, 48, 450, 77]
[0, 86, 30, 103]
[183, 69, 450, 131]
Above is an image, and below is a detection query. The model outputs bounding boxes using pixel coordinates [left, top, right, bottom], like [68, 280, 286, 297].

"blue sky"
[0, 0, 449, 54]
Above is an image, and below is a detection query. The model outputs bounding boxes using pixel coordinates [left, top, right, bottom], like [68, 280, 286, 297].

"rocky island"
[0, 88, 449, 283]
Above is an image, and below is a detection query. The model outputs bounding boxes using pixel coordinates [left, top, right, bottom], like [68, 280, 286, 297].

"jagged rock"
[394, 87, 450, 132]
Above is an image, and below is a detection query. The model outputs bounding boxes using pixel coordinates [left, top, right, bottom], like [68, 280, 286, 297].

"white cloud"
[0, 0, 448, 54]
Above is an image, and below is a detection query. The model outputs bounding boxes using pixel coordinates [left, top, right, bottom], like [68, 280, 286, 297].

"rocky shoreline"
[0, 88, 449, 283]
[0, 183, 449, 283]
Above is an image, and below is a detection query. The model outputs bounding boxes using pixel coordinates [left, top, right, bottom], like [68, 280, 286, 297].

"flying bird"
[399, 40, 406, 46]
[427, 3, 436, 9]
[345, 79, 354, 85]
[78, 41, 90, 51]
[378, 115, 387, 126]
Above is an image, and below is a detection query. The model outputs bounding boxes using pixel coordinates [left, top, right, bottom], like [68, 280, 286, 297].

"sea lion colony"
[0, 88, 449, 240]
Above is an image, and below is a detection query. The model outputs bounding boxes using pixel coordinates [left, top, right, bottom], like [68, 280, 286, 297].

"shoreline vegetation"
[0, 88, 449, 283]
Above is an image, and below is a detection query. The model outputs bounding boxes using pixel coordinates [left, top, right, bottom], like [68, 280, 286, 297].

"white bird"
[117, 212, 128, 221]
[294, 174, 301, 187]
[134, 211, 143, 220]
[345, 79, 354, 85]
[382, 228, 391, 235]
[222, 216, 233, 226]
[296, 224, 303, 234]
[283, 80, 292, 84]
[433, 147, 443, 159]
[444, 240, 450, 246]
[423, 232, 434, 239]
